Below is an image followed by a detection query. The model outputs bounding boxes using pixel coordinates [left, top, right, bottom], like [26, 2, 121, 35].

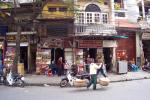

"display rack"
[36, 48, 51, 74]
[4, 47, 15, 69]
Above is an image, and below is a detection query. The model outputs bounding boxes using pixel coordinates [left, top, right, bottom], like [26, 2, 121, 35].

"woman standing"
[57, 57, 63, 76]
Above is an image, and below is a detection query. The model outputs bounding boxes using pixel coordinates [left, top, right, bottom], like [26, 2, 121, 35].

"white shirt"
[89, 63, 102, 74]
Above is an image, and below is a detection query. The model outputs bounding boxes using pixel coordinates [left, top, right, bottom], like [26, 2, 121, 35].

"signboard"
[6, 35, 28, 42]
[40, 38, 63, 48]
[78, 40, 102, 48]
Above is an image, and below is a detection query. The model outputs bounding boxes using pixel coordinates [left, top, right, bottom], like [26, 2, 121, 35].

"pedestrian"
[85, 55, 91, 73]
[63, 60, 70, 75]
[49, 61, 58, 75]
[57, 57, 63, 76]
[87, 58, 102, 90]
[97, 59, 107, 78]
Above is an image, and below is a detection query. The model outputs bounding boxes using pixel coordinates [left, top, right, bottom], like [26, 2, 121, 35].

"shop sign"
[103, 40, 117, 47]
[6, 35, 28, 42]
[78, 40, 102, 48]
[64, 38, 75, 48]
[40, 38, 63, 48]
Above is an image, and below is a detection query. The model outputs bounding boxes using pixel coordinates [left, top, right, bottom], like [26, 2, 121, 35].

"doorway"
[20, 47, 28, 72]
[51, 48, 64, 63]
[103, 48, 112, 72]
[83, 48, 97, 61]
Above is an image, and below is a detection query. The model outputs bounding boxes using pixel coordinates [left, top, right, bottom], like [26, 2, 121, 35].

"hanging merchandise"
[4, 47, 15, 69]
[0, 49, 3, 71]
[36, 48, 51, 75]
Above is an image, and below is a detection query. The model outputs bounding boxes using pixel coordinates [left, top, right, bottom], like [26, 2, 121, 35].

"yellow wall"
[41, 3, 74, 19]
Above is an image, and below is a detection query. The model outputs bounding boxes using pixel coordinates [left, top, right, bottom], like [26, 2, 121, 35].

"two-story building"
[74, 0, 117, 72]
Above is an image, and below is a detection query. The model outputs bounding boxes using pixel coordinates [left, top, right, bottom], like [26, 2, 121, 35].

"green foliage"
[63, 0, 74, 11]
[97, 0, 104, 4]
[0, 2, 13, 9]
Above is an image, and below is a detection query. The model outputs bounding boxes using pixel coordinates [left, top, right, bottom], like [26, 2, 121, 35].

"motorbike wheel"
[18, 79, 25, 87]
[60, 79, 68, 88]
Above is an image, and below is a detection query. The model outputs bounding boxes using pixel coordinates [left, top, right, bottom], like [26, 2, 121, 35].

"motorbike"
[0, 72, 5, 84]
[0, 68, 7, 84]
[60, 71, 90, 87]
[5, 71, 25, 87]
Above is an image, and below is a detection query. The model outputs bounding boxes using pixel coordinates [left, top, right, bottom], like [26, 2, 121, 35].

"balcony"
[37, 12, 74, 19]
[74, 23, 117, 36]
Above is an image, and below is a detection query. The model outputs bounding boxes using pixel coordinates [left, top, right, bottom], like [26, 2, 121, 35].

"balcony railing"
[37, 12, 74, 19]
[74, 23, 117, 36]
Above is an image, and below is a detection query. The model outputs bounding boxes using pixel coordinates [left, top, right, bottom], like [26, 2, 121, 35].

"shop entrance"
[143, 40, 150, 62]
[103, 48, 112, 72]
[51, 48, 64, 63]
[20, 46, 28, 72]
[83, 48, 97, 61]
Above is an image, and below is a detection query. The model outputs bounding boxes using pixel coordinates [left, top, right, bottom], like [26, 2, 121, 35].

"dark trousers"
[87, 74, 97, 90]
[52, 68, 58, 75]
[57, 68, 61, 76]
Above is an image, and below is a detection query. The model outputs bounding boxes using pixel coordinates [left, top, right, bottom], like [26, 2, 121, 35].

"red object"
[47, 69, 52, 77]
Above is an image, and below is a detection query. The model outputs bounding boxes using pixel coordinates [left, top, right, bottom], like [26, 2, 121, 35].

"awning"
[115, 19, 140, 29]
[112, 35, 128, 39]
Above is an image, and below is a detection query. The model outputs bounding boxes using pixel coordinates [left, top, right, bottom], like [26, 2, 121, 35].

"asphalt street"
[0, 79, 150, 100]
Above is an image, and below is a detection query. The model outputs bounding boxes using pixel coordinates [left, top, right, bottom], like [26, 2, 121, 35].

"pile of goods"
[74, 79, 87, 87]
[98, 77, 110, 86]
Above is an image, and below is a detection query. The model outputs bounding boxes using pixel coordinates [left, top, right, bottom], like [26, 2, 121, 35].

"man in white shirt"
[87, 58, 102, 90]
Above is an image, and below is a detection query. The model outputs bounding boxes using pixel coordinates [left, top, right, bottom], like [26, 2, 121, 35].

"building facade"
[74, 0, 117, 72]
[2, 0, 148, 74]
[138, 0, 150, 65]
[35, 0, 74, 74]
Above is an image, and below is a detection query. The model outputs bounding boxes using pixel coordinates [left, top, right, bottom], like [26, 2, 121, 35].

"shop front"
[4, 32, 36, 73]
[0, 40, 5, 71]
[36, 36, 118, 74]
[36, 37, 74, 74]
[75, 39, 117, 72]
[142, 33, 150, 62]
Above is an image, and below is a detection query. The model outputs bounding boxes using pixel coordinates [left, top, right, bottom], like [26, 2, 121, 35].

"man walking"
[87, 58, 102, 90]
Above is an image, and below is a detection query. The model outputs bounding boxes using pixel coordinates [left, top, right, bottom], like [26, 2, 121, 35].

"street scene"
[0, 0, 150, 100]
[0, 79, 150, 100]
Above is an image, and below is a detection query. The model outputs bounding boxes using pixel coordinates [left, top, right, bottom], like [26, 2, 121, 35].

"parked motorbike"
[60, 71, 90, 87]
[142, 60, 150, 72]
[0, 68, 7, 85]
[0, 72, 5, 84]
[5, 71, 25, 87]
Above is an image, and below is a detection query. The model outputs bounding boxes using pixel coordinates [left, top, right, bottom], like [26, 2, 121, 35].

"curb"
[24, 77, 150, 87]
[110, 76, 150, 83]
[25, 83, 60, 87]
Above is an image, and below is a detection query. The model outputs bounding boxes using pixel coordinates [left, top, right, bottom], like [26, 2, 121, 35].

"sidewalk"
[24, 70, 150, 86]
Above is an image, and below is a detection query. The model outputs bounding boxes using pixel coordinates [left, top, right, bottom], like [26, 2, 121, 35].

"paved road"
[0, 79, 150, 100]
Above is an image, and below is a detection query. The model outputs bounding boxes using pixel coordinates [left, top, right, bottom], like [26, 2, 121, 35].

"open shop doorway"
[20, 46, 28, 73]
[103, 48, 112, 72]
